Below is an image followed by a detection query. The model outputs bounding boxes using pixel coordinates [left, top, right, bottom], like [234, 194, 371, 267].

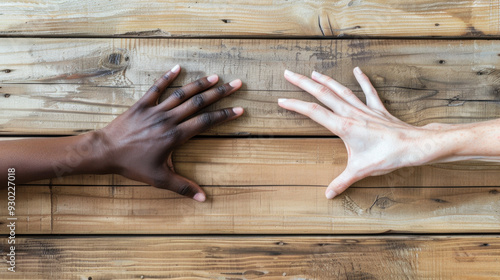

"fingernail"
[193, 193, 206, 202]
[232, 107, 244, 115]
[229, 79, 242, 88]
[326, 189, 337, 199]
[278, 98, 287, 103]
[284, 69, 294, 77]
[311, 71, 321, 79]
[171, 64, 180, 73]
[354, 67, 362, 75]
[207, 74, 218, 83]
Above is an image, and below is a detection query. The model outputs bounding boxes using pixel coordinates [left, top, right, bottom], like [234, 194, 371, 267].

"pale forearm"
[0, 131, 111, 185]
[411, 119, 500, 166]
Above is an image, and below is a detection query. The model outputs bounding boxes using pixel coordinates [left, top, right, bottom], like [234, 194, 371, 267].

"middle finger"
[284, 70, 351, 115]
[169, 79, 242, 123]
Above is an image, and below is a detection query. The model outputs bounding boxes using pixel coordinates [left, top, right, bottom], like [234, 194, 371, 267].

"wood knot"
[108, 53, 122, 65]
[99, 49, 130, 70]
[374, 196, 395, 209]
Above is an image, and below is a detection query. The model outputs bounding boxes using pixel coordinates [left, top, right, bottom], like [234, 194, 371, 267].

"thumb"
[325, 168, 358, 199]
[157, 170, 206, 202]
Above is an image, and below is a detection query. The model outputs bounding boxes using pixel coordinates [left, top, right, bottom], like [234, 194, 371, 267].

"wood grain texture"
[0, 235, 499, 279]
[1, 38, 500, 135]
[2, 185, 498, 234]
[39, 138, 499, 187]
[1, 0, 500, 37]
[0, 186, 51, 234]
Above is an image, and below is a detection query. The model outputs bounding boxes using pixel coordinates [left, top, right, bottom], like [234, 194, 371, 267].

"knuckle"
[309, 102, 320, 111]
[222, 108, 231, 119]
[178, 185, 191, 196]
[172, 88, 186, 100]
[199, 113, 214, 126]
[148, 85, 160, 94]
[340, 88, 353, 96]
[216, 85, 228, 95]
[194, 78, 206, 88]
[192, 94, 205, 107]
[161, 73, 171, 81]
[318, 86, 331, 96]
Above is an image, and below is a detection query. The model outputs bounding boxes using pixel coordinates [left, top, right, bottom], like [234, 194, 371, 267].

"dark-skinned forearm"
[0, 131, 111, 185]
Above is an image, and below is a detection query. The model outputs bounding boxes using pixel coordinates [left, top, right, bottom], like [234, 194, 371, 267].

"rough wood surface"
[0, 186, 51, 233]
[1, 0, 500, 38]
[39, 138, 498, 187]
[0, 235, 499, 279]
[2, 185, 498, 234]
[1, 39, 499, 135]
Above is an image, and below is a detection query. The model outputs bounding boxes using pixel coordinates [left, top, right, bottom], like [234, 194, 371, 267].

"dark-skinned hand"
[101, 65, 243, 202]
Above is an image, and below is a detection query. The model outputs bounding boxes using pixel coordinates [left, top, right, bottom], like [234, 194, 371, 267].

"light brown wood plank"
[0, 186, 51, 234]
[1, 39, 499, 135]
[0, 185, 490, 234]
[1, 1, 500, 37]
[46, 138, 500, 187]
[0, 235, 499, 279]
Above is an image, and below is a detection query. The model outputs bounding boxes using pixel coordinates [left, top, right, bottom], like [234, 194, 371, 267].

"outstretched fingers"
[284, 70, 351, 115]
[311, 70, 368, 111]
[169, 79, 242, 123]
[277, 98, 342, 135]
[175, 107, 244, 144]
[158, 74, 219, 111]
[353, 67, 388, 113]
[138, 64, 181, 107]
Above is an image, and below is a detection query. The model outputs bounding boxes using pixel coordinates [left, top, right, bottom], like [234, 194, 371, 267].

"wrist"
[80, 130, 117, 175]
[403, 124, 460, 166]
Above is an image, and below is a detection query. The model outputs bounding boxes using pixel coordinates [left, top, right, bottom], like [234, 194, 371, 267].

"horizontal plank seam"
[3, 35, 500, 40]
[18, 184, 500, 188]
[10, 233, 500, 238]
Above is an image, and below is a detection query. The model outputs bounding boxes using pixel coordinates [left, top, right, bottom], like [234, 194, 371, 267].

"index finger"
[138, 64, 181, 107]
[284, 70, 351, 115]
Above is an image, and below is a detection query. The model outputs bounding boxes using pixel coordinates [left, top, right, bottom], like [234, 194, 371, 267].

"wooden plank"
[1, 235, 499, 279]
[1, 1, 500, 37]
[0, 185, 491, 234]
[1, 39, 499, 135]
[47, 138, 500, 187]
[0, 186, 51, 234]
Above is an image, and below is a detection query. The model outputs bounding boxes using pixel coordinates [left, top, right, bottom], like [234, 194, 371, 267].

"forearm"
[411, 118, 500, 166]
[0, 131, 111, 185]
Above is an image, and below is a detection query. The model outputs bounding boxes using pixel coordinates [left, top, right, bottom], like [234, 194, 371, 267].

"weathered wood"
[0, 186, 51, 234]
[2, 185, 498, 234]
[1, 39, 499, 135]
[41, 138, 499, 187]
[1, 235, 499, 279]
[1, 0, 500, 38]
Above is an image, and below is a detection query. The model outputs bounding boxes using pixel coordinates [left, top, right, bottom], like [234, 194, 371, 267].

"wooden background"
[1, 0, 499, 279]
